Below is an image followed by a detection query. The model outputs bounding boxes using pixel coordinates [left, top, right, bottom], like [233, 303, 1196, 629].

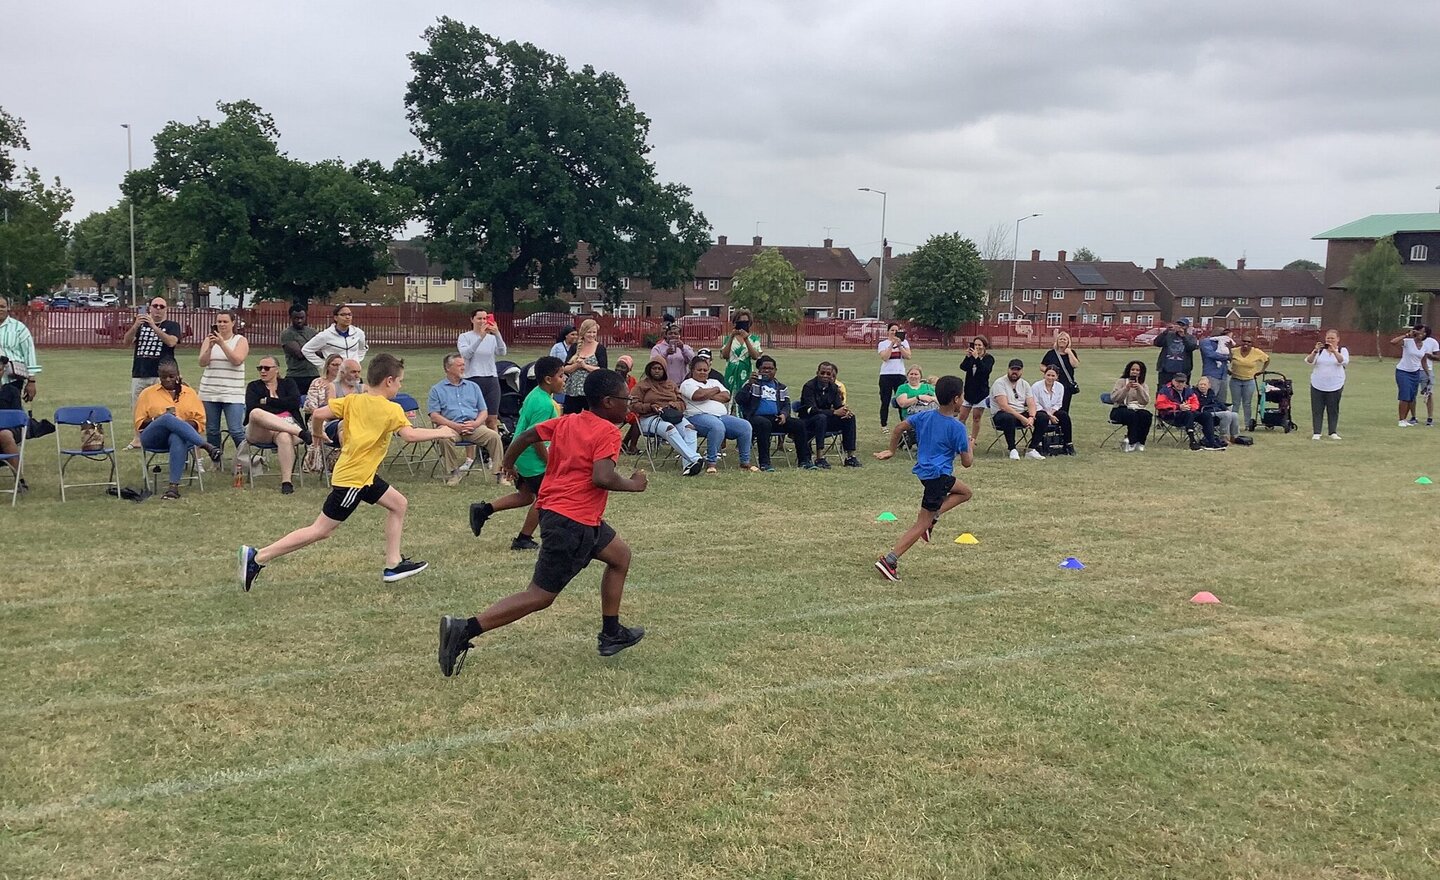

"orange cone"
[1190, 591, 1220, 604]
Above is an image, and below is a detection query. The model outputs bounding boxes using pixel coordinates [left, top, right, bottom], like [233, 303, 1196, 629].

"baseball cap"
[1176, 317, 1191, 327]
[1008, 358, 1024, 369]
[697, 348, 713, 359]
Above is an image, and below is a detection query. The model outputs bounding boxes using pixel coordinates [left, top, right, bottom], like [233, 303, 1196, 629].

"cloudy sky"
[5, 0, 1438, 269]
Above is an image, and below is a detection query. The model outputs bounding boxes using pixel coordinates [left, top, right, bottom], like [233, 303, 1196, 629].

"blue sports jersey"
[908, 408, 969, 480]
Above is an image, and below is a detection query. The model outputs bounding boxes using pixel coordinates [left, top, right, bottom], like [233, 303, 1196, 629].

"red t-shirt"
[534, 409, 622, 526]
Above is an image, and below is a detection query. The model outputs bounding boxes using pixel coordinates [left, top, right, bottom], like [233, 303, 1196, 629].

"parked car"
[843, 318, 888, 343]
[49, 295, 72, 310]
[99, 293, 120, 307]
[511, 311, 576, 343]
[674, 315, 724, 342]
[1132, 327, 1164, 346]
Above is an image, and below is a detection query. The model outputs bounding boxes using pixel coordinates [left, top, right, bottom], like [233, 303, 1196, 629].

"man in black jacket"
[1153, 318, 1199, 387]
[737, 355, 811, 471]
[798, 361, 860, 469]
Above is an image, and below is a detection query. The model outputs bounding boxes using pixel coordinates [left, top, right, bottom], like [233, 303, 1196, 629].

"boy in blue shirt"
[872, 375, 974, 582]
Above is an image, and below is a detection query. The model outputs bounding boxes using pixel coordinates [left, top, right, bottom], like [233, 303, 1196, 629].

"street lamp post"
[1009, 213, 1041, 324]
[121, 124, 138, 307]
[858, 188, 887, 320]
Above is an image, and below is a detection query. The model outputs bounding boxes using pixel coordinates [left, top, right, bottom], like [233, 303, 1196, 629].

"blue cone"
[1059, 556, 1086, 570]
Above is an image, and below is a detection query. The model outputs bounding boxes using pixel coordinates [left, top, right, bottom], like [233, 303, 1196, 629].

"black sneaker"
[469, 502, 493, 537]
[280, 481, 294, 495]
[597, 623, 646, 657]
[438, 615, 474, 677]
[383, 557, 429, 583]
[815, 458, 832, 470]
[239, 545, 263, 592]
[510, 534, 540, 551]
[874, 555, 900, 582]
[207, 444, 223, 464]
[843, 455, 862, 468]
[683, 458, 705, 477]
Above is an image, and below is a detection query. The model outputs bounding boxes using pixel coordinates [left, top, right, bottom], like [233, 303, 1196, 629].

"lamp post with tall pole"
[121, 124, 139, 307]
[1009, 213, 1041, 323]
[858, 188, 887, 320]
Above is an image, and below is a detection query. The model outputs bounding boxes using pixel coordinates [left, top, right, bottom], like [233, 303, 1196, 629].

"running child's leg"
[890, 509, 933, 558]
[375, 486, 408, 569]
[255, 514, 341, 564]
[476, 583, 558, 630]
[595, 535, 631, 617]
[518, 503, 541, 540]
[489, 486, 535, 514]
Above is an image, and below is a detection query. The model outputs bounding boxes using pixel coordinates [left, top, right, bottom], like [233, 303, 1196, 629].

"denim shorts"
[1396, 368, 1423, 402]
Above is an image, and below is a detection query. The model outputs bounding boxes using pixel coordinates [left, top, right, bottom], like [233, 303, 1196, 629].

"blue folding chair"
[384, 393, 437, 475]
[140, 444, 206, 494]
[1098, 393, 1126, 450]
[55, 406, 121, 502]
[244, 437, 307, 489]
[0, 410, 27, 505]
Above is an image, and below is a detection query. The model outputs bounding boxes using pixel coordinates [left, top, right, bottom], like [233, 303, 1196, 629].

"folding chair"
[632, 422, 680, 472]
[429, 435, 479, 481]
[383, 393, 438, 475]
[985, 414, 1032, 456]
[1097, 393, 1126, 450]
[141, 446, 205, 494]
[55, 406, 121, 502]
[0, 410, 27, 505]
[1152, 409, 1192, 447]
[244, 437, 307, 489]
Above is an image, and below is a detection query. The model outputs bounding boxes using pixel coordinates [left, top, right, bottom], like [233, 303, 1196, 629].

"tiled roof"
[1148, 268, 1252, 299]
[698, 242, 870, 282]
[388, 241, 452, 277]
[1313, 213, 1440, 240]
[1237, 269, 1327, 298]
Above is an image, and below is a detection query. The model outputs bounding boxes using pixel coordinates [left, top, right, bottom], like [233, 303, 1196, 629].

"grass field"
[3, 343, 1438, 879]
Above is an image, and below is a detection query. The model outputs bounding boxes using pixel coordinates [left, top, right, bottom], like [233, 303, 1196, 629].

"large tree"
[1284, 258, 1323, 272]
[125, 100, 409, 307]
[397, 18, 712, 312]
[729, 248, 805, 342]
[1349, 237, 1416, 360]
[1175, 256, 1224, 270]
[890, 232, 988, 348]
[0, 105, 29, 187]
[71, 201, 153, 296]
[0, 168, 73, 300]
[1071, 246, 1099, 262]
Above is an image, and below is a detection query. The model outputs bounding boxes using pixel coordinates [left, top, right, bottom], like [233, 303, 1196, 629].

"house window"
[1104, 290, 1115, 301]
[840, 280, 855, 293]
[386, 274, 395, 286]
[1084, 290, 1096, 301]
[585, 277, 598, 290]
[1235, 297, 1249, 305]
[1280, 296, 1293, 307]
[1052, 289, 1064, 300]
[818, 280, 829, 293]
[1121, 316, 1133, 325]
[693, 279, 702, 291]
[461, 278, 474, 289]
[1132, 291, 1144, 302]
[690, 307, 711, 317]
[1293, 296, 1306, 305]
[620, 277, 631, 290]
[1022, 290, 1033, 302]
[1082, 314, 1098, 324]
[1314, 296, 1323, 306]
[1046, 312, 1062, 327]
[613, 301, 637, 318]
[568, 302, 583, 314]
[1181, 297, 1196, 307]
[708, 279, 719, 291]
[996, 312, 1013, 322]
[1262, 317, 1275, 327]
[1403, 294, 1425, 326]
[805, 280, 816, 291]
[1101, 314, 1114, 326]
[999, 289, 1013, 302]
[1200, 297, 1214, 307]
[838, 308, 857, 320]
[1411, 245, 1429, 261]
[1260, 297, 1273, 307]
[1138, 316, 1154, 326]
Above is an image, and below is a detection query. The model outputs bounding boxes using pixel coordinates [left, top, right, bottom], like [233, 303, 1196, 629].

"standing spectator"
[561, 319, 607, 414]
[244, 357, 308, 493]
[876, 322, 911, 429]
[197, 310, 249, 456]
[1, 373, 29, 491]
[301, 304, 368, 369]
[428, 353, 507, 486]
[134, 361, 222, 499]
[958, 334, 994, 440]
[1039, 330, 1080, 412]
[1305, 329, 1349, 440]
[1390, 325, 1436, 427]
[737, 355, 810, 471]
[1153, 318, 1199, 387]
[649, 323, 694, 385]
[1109, 360, 1153, 452]
[990, 358, 1041, 460]
[458, 307, 507, 431]
[279, 305, 319, 396]
[549, 325, 578, 361]
[0, 296, 40, 403]
[797, 361, 860, 469]
[1032, 365, 1074, 455]
[680, 356, 758, 473]
[1198, 327, 1233, 407]
[720, 308, 763, 401]
[123, 295, 182, 404]
[1228, 334, 1270, 430]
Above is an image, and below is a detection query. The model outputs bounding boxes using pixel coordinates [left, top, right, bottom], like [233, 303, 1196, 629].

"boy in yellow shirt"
[240, 354, 457, 588]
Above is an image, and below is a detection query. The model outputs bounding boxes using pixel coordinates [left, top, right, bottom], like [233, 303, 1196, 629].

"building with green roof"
[1314, 213, 1440, 333]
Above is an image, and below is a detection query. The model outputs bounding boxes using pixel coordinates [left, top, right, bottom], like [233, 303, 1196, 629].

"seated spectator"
[244, 356, 309, 494]
[679, 355, 758, 473]
[630, 358, 704, 476]
[614, 354, 642, 454]
[737, 354, 810, 471]
[308, 357, 364, 458]
[304, 354, 344, 416]
[990, 358, 1042, 460]
[797, 361, 861, 469]
[1156, 373, 1224, 451]
[0, 374, 27, 492]
[134, 360, 222, 499]
[1194, 377, 1241, 444]
[302, 354, 344, 473]
[428, 353, 508, 486]
[893, 366, 936, 416]
[1031, 366, 1074, 455]
[1109, 360, 1154, 452]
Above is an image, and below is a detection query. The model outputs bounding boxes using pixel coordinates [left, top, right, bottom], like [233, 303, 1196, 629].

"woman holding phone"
[721, 309, 764, 402]
[560, 319, 607, 414]
[877, 322, 911, 429]
[1305, 329, 1349, 439]
[457, 307, 508, 430]
[958, 334, 994, 439]
[197, 310, 249, 458]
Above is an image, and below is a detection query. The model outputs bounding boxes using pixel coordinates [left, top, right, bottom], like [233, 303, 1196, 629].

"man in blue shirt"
[872, 375, 975, 582]
[736, 355, 811, 471]
[427, 353, 507, 486]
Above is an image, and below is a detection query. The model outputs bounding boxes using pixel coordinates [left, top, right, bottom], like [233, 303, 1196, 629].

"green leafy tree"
[1175, 256, 1224, 270]
[1284, 258, 1322, 272]
[0, 168, 73, 299]
[396, 18, 711, 312]
[0, 105, 29, 187]
[729, 248, 805, 343]
[1071, 246, 1099, 262]
[1349, 237, 1416, 360]
[890, 232, 988, 348]
[71, 201, 154, 295]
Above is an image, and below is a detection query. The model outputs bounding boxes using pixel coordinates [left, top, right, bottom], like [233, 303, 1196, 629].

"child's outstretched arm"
[873, 419, 911, 460]
[399, 424, 459, 443]
[592, 458, 647, 493]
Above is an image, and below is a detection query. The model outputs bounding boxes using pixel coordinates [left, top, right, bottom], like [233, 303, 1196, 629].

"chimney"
[823, 238, 833, 249]
[1236, 257, 1246, 270]
[752, 235, 762, 246]
[1031, 249, 1040, 261]
[883, 244, 892, 260]
[1057, 250, 1067, 262]
[717, 235, 727, 246]
[1154, 258, 1165, 270]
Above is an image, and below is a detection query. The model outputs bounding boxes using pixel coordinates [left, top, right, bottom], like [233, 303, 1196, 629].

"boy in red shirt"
[439, 369, 648, 675]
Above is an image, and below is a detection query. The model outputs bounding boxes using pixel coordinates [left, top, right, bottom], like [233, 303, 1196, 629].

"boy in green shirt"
[469, 356, 565, 549]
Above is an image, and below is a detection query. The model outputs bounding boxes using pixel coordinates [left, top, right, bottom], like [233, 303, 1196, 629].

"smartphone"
[210, 324, 219, 334]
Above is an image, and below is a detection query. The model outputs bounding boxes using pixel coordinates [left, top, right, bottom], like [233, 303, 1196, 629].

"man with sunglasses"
[123, 297, 182, 408]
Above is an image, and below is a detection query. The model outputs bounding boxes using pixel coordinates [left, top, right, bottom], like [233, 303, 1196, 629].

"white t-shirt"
[878, 339, 910, 376]
[679, 377, 728, 417]
[1397, 337, 1437, 372]
[1309, 347, 1349, 392]
[1032, 381, 1065, 412]
[990, 375, 1033, 414]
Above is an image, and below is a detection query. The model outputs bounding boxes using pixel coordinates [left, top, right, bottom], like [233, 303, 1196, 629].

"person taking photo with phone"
[877, 322, 911, 430]
[457, 308, 508, 432]
[720, 309, 763, 403]
[1305, 329, 1349, 439]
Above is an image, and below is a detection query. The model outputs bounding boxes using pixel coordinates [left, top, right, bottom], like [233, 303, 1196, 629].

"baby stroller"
[1256, 369, 1297, 433]
[495, 360, 524, 443]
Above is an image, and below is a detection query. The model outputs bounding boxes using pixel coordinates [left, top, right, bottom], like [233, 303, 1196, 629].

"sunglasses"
[257, 365, 276, 371]
[150, 303, 167, 309]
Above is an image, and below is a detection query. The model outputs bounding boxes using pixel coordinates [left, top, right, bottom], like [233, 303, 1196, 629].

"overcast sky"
[6, 0, 1438, 269]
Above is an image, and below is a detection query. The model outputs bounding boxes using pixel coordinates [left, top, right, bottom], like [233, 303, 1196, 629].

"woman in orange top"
[134, 360, 221, 499]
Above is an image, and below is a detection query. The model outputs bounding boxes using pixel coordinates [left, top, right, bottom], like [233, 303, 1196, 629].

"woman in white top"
[197, 310, 249, 454]
[1031, 365, 1073, 455]
[1388, 324, 1435, 426]
[678, 356, 757, 473]
[1305, 328, 1349, 439]
[876, 323, 911, 429]
[457, 307, 508, 430]
[301, 304, 368, 368]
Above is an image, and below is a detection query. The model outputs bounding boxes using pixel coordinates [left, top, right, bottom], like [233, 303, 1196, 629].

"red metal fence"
[14, 304, 1345, 355]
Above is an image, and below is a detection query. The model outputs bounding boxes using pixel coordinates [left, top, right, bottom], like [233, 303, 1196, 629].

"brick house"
[1148, 259, 1326, 329]
[1314, 213, 1440, 330]
[990, 251, 1161, 329]
[333, 240, 479, 305]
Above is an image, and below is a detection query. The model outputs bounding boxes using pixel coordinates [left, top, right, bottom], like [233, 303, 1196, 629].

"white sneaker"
[1025, 449, 1045, 460]
[458, 459, 473, 472]
[1329, 433, 1342, 440]
[1312, 433, 1321, 440]
[1135, 443, 1145, 452]
[1122, 441, 1134, 453]
[1400, 420, 1410, 427]
[1009, 449, 1020, 460]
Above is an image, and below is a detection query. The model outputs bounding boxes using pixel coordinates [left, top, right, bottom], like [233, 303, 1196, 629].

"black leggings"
[1109, 406, 1153, 445]
[878, 374, 906, 426]
[1310, 387, 1342, 435]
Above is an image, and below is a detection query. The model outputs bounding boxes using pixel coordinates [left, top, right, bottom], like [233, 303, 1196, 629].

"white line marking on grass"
[2, 587, 197, 611]
[0, 600, 1388, 824]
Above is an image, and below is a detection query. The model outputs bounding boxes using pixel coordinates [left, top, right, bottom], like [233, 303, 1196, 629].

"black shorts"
[920, 474, 957, 512]
[533, 509, 616, 593]
[321, 477, 391, 522]
[515, 471, 545, 495]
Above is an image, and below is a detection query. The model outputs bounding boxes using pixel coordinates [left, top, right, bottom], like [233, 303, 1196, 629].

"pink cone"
[1190, 591, 1220, 604]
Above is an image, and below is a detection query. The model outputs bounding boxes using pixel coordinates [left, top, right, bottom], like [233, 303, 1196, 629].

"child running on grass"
[439, 369, 648, 676]
[240, 354, 458, 589]
[872, 374, 974, 583]
[469, 355, 565, 550]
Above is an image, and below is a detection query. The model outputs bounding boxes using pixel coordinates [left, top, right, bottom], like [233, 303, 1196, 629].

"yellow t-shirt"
[327, 393, 410, 488]
[1229, 348, 1270, 380]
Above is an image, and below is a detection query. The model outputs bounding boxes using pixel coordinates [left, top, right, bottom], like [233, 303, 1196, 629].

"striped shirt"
[198, 335, 248, 404]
